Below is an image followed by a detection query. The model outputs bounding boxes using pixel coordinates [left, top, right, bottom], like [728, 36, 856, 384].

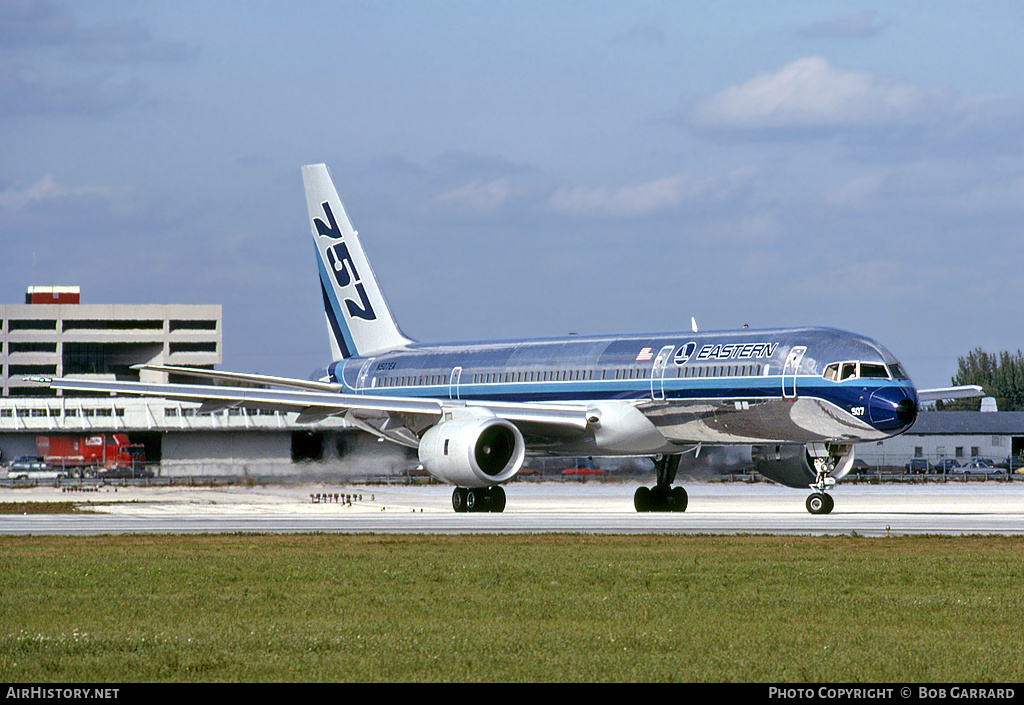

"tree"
[944, 348, 1024, 411]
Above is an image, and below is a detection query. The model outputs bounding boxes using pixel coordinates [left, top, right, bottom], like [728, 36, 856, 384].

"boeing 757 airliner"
[47, 165, 980, 514]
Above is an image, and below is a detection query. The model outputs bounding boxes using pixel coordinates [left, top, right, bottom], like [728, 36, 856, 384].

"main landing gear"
[452, 486, 506, 513]
[634, 454, 688, 512]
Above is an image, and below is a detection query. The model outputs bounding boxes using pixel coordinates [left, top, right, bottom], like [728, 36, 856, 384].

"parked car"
[6, 456, 67, 481]
[905, 458, 931, 474]
[934, 459, 961, 473]
[562, 457, 606, 476]
[953, 459, 1005, 476]
[96, 466, 154, 479]
[849, 459, 870, 475]
[563, 466, 607, 476]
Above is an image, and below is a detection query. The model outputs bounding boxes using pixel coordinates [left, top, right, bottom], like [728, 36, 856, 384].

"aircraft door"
[356, 359, 374, 393]
[449, 366, 462, 400]
[782, 346, 806, 400]
[650, 345, 675, 401]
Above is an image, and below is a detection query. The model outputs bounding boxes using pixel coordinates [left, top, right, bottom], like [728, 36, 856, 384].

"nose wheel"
[804, 452, 839, 514]
[805, 492, 834, 515]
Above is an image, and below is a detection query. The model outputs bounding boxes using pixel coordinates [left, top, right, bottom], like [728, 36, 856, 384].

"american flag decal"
[635, 347, 654, 362]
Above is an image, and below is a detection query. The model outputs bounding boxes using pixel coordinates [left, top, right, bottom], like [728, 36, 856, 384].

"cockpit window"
[888, 363, 909, 380]
[860, 363, 890, 379]
[823, 361, 894, 381]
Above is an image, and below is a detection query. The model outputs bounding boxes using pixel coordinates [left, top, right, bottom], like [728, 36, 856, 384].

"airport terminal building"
[2, 286, 221, 396]
[0, 287, 410, 478]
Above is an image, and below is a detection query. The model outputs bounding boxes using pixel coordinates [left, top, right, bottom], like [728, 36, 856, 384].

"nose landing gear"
[806, 453, 837, 514]
[805, 491, 834, 515]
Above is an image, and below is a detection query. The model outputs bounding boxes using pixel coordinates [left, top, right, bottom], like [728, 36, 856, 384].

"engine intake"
[752, 443, 855, 488]
[418, 417, 525, 487]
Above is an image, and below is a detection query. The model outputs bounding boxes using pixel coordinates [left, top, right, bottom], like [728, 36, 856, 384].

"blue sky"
[2, 1, 1023, 390]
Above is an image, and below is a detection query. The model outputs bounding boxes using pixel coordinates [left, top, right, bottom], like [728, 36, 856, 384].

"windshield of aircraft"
[823, 361, 908, 381]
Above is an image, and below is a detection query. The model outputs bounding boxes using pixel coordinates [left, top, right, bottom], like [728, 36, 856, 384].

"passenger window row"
[372, 363, 766, 388]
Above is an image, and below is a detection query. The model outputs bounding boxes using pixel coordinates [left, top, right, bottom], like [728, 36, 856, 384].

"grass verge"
[0, 502, 87, 515]
[0, 533, 1021, 682]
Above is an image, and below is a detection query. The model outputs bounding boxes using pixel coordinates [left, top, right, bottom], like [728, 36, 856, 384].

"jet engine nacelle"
[751, 443, 855, 489]
[418, 417, 526, 487]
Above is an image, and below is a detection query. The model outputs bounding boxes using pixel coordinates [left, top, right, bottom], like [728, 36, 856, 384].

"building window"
[63, 343, 106, 374]
[170, 319, 217, 332]
[62, 319, 163, 331]
[8, 342, 57, 353]
[9, 320, 56, 331]
[169, 342, 217, 354]
[8, 364, 57, 375]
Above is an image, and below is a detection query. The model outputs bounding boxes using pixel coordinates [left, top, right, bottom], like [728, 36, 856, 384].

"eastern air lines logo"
[674, 341, 778, 365]
[673, 342, 697, 365]
[313, 202, 377, 322]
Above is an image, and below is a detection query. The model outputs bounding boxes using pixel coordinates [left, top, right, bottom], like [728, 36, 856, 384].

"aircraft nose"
[868, 386, 918, 431]
[895, 397, 918, 427]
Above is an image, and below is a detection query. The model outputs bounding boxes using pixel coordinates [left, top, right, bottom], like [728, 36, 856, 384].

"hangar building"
[855, 411, 1024, 470]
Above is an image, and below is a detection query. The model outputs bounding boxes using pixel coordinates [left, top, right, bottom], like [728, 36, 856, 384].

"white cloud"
[0, 174, 123, 210]
[798, 258, 924, 304]
[0, 65, 146, 117]
[822, 171, 889, 208]
[946, 174, 1024, 216]
[691, 57, 945, 133]
[548, 168, 757, 218]
[795, 11, 891, 39]
[429, 178, 516, 215]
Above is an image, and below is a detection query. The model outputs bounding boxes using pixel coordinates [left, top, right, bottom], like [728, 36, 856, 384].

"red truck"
[36, 434, 147, 478]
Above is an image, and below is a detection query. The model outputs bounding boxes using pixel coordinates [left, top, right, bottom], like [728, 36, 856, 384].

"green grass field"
[1, 534, 1021, 682]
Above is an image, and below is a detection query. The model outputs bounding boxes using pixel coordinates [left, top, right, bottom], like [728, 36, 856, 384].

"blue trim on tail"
[317, 249, 357, 359]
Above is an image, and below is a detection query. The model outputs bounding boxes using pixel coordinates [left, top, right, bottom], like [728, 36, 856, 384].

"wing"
[916, 385, 984, 403]
[45, 375, 589, 449]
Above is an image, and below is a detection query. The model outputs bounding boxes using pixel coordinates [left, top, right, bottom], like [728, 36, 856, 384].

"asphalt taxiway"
[2, 481, 1022, 536]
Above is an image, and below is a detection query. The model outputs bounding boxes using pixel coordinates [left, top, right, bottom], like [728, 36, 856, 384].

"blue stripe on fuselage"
[351, 376, 902, 403]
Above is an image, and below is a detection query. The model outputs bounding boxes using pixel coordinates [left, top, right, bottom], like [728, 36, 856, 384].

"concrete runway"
[2, 480, 1023, 537]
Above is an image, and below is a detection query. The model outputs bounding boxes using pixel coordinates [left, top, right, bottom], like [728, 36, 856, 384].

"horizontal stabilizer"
[133, 364, 341, 392]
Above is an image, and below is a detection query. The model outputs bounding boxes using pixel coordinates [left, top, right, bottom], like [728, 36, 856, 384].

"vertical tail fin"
[303, 164, 413, 359]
